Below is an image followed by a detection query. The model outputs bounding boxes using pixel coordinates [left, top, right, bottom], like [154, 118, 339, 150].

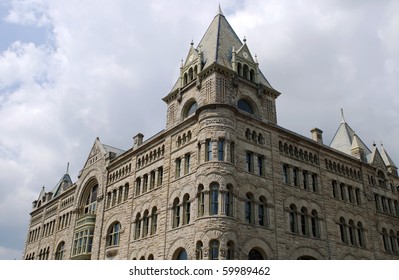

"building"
[23, 7, 399, 260]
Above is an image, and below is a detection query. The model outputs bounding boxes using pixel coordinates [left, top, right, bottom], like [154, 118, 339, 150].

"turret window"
[238, 99, 253, 114]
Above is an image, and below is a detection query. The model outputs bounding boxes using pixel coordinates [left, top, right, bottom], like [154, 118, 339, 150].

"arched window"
[172, 198, 180, 228]
[184, 101, 198, 119]
[84, 184, 98, 215]
[349, 220, 356, 245]
[198, 185, 205, 217]
[142, 210, 149, 237]
[301, 207, 309, 236]
[148, 254, 154, 260]
[245, 193, 254, 223]
[134, 213, 141, 240]
[107, 222, 121, 247]
[183, 194, 190, 225]
[258, 196, 267, 226]
[289, 204, 298, 233]
[226, 241, 235, 260]
[224, 185, 233, 217]
[311, 210, 320, 238]
[357, 222, 365, 247]
[243, 64, 249, 79]
[176, 249, 188, 260]
[248, 248, 264, 260]
[151, 207, 158, 235]
[382, 228, 390, 252]
[210, 183, 219, 215]
[55, 241, 65, 260]
[209, 240, 219, 260]
[237, 63, 242, 76]
[237, 99, 254, 114]
[196, 241, 203, 260]
[339, 217, 348, 244]
[250, 69, 255, 82]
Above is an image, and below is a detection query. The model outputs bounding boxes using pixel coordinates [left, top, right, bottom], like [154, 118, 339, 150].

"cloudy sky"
[0, 0, 398, 259]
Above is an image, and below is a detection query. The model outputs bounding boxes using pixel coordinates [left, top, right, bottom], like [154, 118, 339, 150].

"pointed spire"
[340, 108, 346, 123]
[217, 3, 224, 16]
[66, 162, 70, 174]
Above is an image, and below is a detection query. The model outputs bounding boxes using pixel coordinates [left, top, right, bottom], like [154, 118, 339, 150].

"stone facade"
[23, 9, 399, 260]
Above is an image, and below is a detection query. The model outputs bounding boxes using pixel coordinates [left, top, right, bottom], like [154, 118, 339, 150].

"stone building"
[23, 7, 399, 260]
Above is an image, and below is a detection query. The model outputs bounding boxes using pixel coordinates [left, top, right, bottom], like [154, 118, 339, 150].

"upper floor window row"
[279, 141, 319, 165]
[237, 63, 255, 83]
[325, 158, 361, 181]
[183, 65, 198, 86]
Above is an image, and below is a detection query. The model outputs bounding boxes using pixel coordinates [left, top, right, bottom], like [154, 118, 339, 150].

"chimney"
[310, 128, 323, 144]
[133, 133, 144, 149]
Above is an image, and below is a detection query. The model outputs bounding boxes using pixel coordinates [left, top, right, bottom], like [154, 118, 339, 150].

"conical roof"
[380, 143, 397, 168]
[330, 110, 371, 156]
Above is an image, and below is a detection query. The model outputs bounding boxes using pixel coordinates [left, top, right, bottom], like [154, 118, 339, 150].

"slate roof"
[169, 6, 273, 94]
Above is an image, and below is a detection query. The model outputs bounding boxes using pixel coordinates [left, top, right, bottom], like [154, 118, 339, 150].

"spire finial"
[340, 108, 346, 123]
[218, 3, 224, 16]
[243, 36, 247, 43]
[191, 39, 194, 46]
[66, 162, 70, 174]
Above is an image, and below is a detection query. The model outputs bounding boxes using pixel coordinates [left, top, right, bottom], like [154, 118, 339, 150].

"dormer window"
[237, 99, 253, 114]
[183, 101, 198, 119]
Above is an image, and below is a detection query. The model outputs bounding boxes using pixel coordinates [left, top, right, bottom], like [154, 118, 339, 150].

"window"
[245, 193, 253, 223]
[218, 140, 224, 161]
[293, 168, 299, 187]
[176, 249, 188, 260]
[198, 185, 205, 217]
[72, 228, 94, 256]
[339, 217, 348, 244]
[311, 174, 318, 192]
[258, 196, 267, 226]
[124, 183, 129, 200]
[84, 184, 98, 215]
[257, 156, 264, 176]
[134, 214, 141, 240]
[209, 240, 219, 260]
[282, 164, 289, 184]
[183, 194, 190, 225]
[135, 178, 141, 196]
[150, 171, 155, 190]
[311, 210, 320, 238]
[225, 185, 233, 217]
[246, 152, 253, 172]
[196, 241, 203, 260]
[332, 180, 338, 198]
[151, 207, 158, 235]
[303, 171, 308, 190]
[55, 242, 65, 260]
[300, 207, 309, 235]
[175, 158, 182, 178]
[157, 167, 163, 186]
[226, 241, 235, 260]
[289, 204, 297, 233]
[210, 184, 219, 215]
[172, 198, 180, 228]
[237, 99, 253, 114]
[340, 184, 346, 201]
[107, 222, 121, 247]
[357, 222, 365, 247]
[184, 154, 191, 174]
[142, 211, 149, 237]
[184, 101, 198, 118]
[206, 139, 213, 161]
